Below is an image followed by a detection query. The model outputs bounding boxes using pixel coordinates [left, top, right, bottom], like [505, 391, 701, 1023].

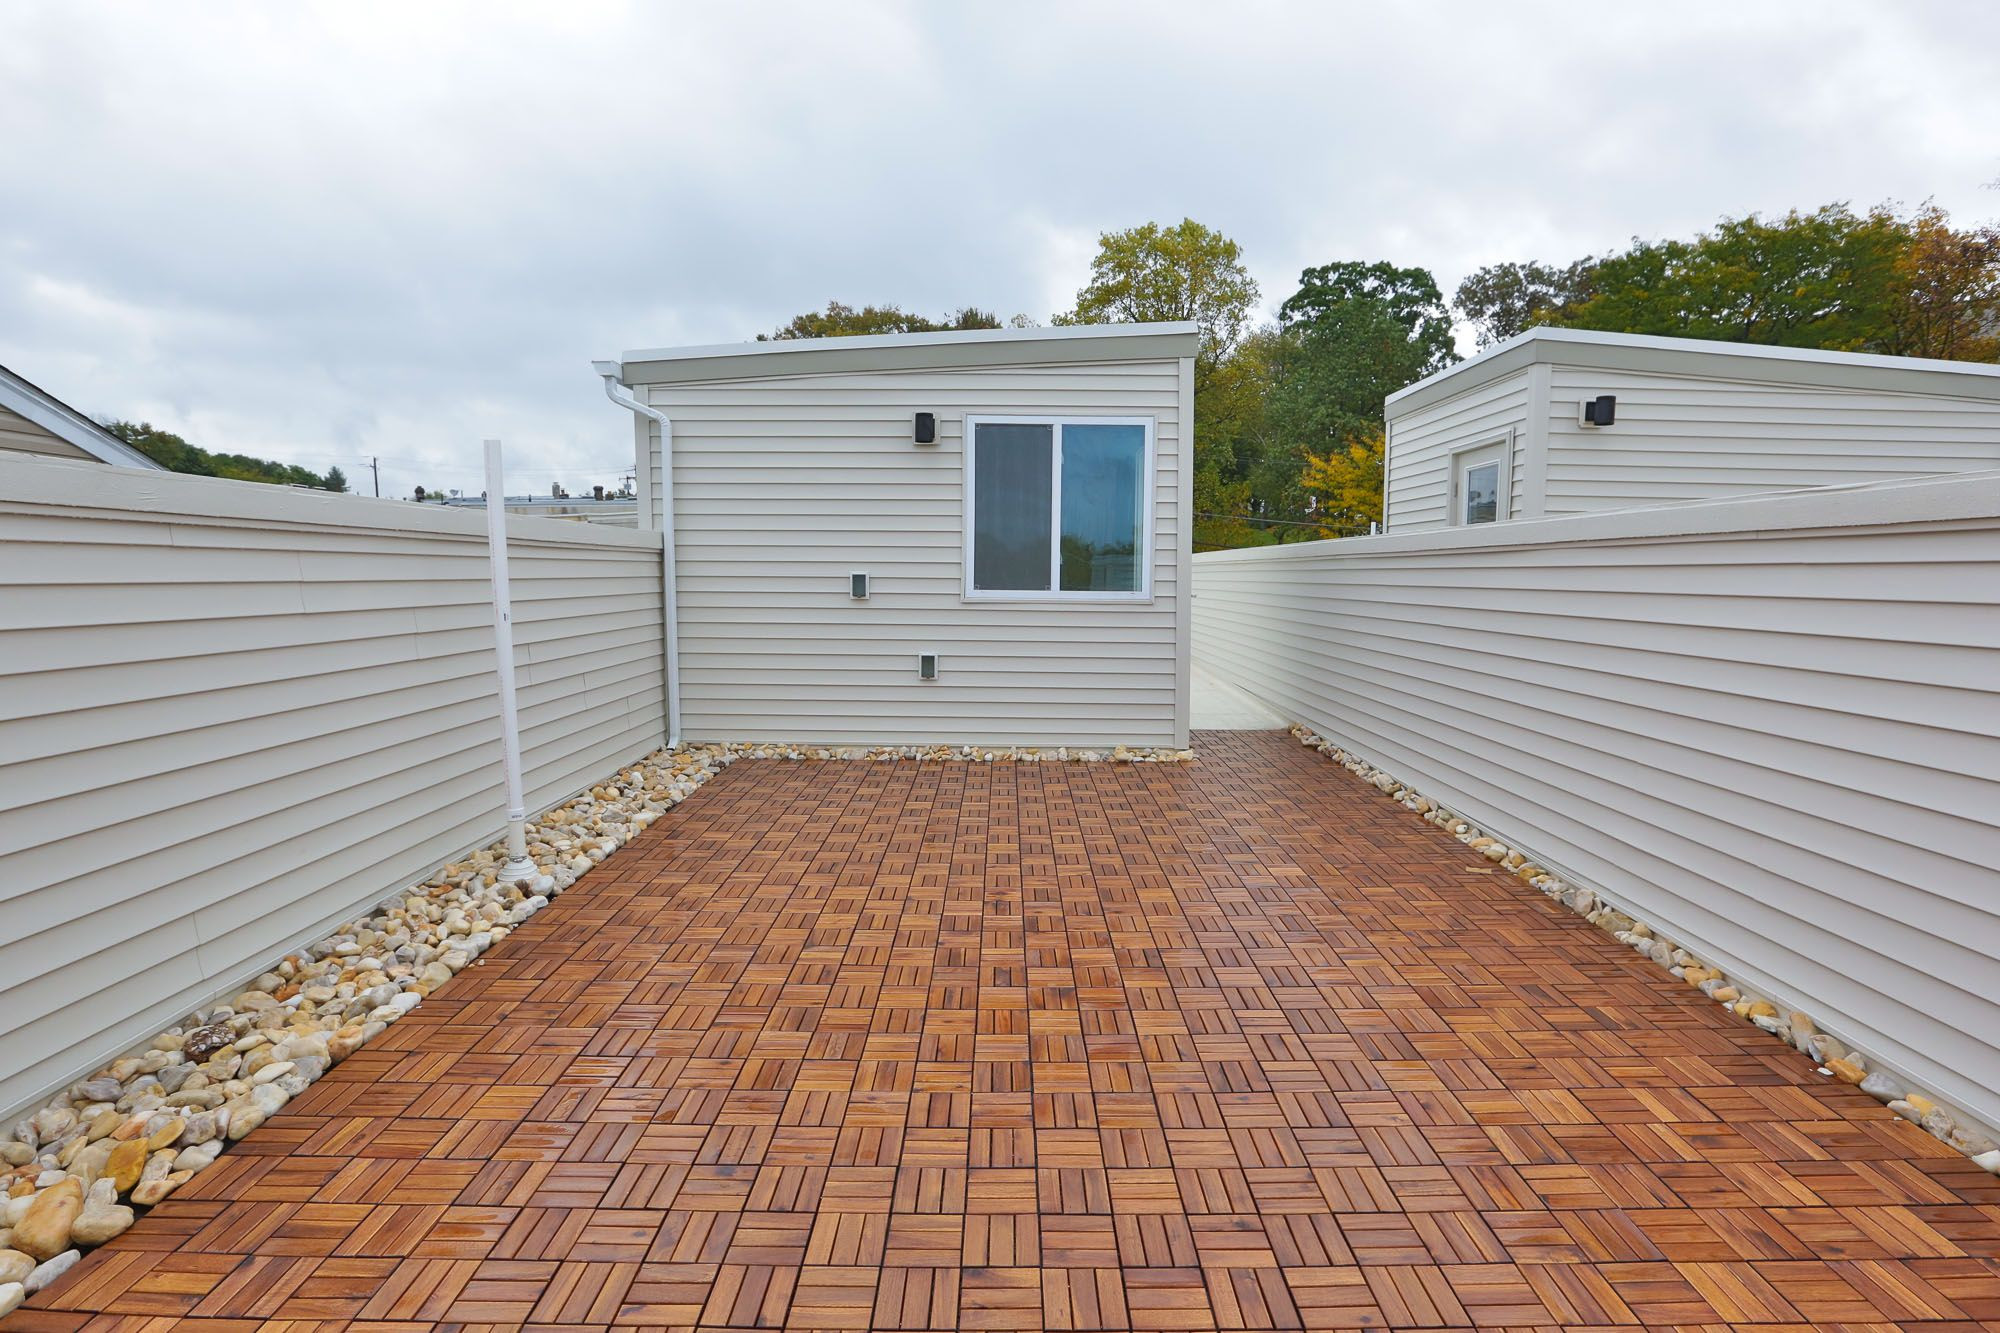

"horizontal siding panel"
[0, 458, 666, 1119]
[0, 406, 94, 460]
[651, 356, 1188, 747]
[1191, 474, 2000, 1134]
[1385, 371, 1532, 530]
[1543, 365, 2000, 515]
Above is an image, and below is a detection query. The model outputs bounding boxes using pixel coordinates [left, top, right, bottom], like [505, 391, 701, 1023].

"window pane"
[1060, 423, 1145, 592]
[972, 423, 1053, 590]
[1464, 460, 1499, 524]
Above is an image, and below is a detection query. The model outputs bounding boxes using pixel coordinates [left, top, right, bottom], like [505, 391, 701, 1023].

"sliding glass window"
[966, 417, 1151, 599]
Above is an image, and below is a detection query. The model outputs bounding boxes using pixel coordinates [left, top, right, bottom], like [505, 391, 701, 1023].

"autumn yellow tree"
[1299, 425, 1385, 538]
[1882, 203, 2000, 361]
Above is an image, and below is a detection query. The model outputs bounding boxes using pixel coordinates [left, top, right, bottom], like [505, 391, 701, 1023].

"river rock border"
[1289, 723, 2000, 1176]
[0, 738, 1192, 1313]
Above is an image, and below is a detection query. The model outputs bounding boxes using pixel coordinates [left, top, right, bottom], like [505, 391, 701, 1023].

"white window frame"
[1450, 434, 1512, 526]
[962, 414, 1156, 603]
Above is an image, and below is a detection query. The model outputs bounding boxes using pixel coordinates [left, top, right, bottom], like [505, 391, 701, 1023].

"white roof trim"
[609, 321, 1201, 386]
[0, 364, 162, 468]
[618, 320, 1198, 365]
[1388, 326, 2000, 417]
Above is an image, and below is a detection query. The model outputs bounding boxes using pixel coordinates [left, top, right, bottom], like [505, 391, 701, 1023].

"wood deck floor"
[9, 730, 1998, 1332]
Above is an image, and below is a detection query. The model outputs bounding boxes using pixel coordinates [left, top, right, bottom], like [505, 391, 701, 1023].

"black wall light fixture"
[1581, 395, 1617, 426]
[914, 412, 936, 444]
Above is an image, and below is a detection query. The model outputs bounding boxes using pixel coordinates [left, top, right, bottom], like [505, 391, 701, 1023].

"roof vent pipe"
[595, 364, 682, 750]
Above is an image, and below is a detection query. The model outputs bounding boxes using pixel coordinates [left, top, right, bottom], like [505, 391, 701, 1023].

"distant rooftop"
[0, 363, 161, 468]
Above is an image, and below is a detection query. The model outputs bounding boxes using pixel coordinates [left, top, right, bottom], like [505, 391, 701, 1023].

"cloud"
[3, 0, 1997, 497]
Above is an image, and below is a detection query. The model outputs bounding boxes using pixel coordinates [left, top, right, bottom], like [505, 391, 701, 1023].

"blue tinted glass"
[1059, 424, 1144, 592]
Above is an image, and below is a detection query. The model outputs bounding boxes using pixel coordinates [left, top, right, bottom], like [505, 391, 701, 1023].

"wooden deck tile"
[11, 730, 2000, 1332]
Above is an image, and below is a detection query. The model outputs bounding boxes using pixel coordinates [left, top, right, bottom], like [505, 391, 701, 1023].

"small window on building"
[1463, 461, 1500, 524]
[1452, 439, 1509, 526]
[966, 417, 1150, 598]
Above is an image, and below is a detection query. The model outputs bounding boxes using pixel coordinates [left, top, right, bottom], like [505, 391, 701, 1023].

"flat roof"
[1388, 326, 2000, 416]
[607, 321, 1200, 386]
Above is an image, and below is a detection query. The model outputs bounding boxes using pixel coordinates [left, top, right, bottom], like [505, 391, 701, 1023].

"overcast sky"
[4, 2, 1998, 499]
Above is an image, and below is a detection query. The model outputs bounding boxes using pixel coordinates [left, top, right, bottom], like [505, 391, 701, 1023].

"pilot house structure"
[596, 323, 1197, 750]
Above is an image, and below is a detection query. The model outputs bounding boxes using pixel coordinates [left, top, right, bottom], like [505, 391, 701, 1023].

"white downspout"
[594, 363, 681, 749]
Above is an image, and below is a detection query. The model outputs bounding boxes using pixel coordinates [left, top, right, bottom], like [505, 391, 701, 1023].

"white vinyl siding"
[1385, 333, 2000, 532]
[1191, 472, 2000, 1136]
[0, 404, 94, 461]
[643, 359, 1189, 748]
[1384, 369, 1532, 530]
[1543, 366, 2000, 514]
[0, 456, 666, 1120]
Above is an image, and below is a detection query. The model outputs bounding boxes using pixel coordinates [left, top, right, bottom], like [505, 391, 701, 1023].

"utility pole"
[370, 456, 380, 497]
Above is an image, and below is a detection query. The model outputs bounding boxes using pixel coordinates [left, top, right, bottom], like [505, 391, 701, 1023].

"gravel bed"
[0, 738, 1191, 1312]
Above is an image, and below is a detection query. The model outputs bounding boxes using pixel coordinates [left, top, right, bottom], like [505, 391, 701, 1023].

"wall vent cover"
[917, 651, 938, 680]
[850, 571, 869, 599]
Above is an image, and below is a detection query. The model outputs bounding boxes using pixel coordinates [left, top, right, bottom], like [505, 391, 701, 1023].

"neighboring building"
[440, 494, 639, 527]
[0, 363, 160, 468]
[596, 322, 1197, 749]
[1383, 328, 2000, 531]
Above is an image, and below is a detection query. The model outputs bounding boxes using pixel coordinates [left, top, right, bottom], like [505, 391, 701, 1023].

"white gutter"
[594, 362, 681, 749]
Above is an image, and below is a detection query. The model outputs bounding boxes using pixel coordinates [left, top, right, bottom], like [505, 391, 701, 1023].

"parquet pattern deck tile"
[10, 730, 1998, 1333]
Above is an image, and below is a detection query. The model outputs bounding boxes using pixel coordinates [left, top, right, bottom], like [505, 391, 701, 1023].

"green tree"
[1236, 261, 1455, 538]
[323, 465, 349, 493]
[1191, 327, 1285, 550]
[1469, 201, 2000, 362]
[1454, 259, 1597, 347]
[1562, 205, 1907, 350]
[761, 301, 1003, 340]
[1056, 219, 1264, 548]
[1255, 261, 1457, 527]
[105, 421, 347, 490]
[1280, 260, 1459, 374]
[1054, 218, 1259, 377]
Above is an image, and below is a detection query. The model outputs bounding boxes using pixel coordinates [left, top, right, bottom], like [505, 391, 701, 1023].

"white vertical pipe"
[596, 368, 681, 748]
[655, 410, 682, 747]
[483, 440, 548, 888]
